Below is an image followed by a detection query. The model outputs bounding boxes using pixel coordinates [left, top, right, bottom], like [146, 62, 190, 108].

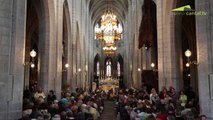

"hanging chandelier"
[95, 8, 123, 44]
[103, 45, 117, 55]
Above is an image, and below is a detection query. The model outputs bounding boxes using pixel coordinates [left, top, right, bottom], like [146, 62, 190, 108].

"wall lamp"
[151, 63, 155, 68]
[184, 49, 197, 67]
[151, 62, 158, 71]
[29, 49, 37, 68]
[138, 68, 141, 72]
[65, 63, 69, 68]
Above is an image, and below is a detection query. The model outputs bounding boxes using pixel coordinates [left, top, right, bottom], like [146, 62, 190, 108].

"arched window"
[97, 62, 100, 76]
[117, 62, 121, 76]
[106, 61, 111, 77]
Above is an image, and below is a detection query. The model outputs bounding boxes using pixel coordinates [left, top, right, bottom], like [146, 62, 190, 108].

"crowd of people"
[20, 86, 207, 120]
[116, 86, 207, 120]
[20, 87, 105, 120]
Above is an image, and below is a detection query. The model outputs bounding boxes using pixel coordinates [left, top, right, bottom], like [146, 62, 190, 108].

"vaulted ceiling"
[89, 0, 129, 26]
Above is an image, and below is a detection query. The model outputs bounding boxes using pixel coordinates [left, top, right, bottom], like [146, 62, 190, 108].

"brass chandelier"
[94, 0, 123, 55]
[94, 5, 123, 45]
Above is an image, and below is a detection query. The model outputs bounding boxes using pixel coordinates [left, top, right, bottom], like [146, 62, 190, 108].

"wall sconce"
[186, 62, 190, 67]
[138, 68, 141, 72]
[78, 68, 81, 72]
[65, 63, 69, 68]
[30, 49, 37, 58]
[151, 63, 155, 68]
[62, 63, 69, 72]
[30, 49, 37, 68]
[185, 49, 192, 58]
[30, 63, 35, 68]
[151, 63, 158, 71]
[184, 49, 197, 67]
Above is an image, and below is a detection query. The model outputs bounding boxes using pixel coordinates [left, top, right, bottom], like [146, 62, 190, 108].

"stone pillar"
[71, 42, 77, 91]
[123, 27, 132, 88]
[38, 0, 63, 99]
[76, 27, 81, 88]
[88, 26, 93, 91]
[54, 0, 64, 99]
[37, 1, 51, 95]
[196, 0, 213, 119]
[0, 0, 26, 119]
[157, 0, 182, 91]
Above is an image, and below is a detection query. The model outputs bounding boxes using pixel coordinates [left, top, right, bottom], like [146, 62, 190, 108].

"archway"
[104, 57, 114, 77]
[24, 0, 61, 101]
[93, 54, 101, 90]
[24, 0, 39, 95]
[117, 54, 124, 88]
[62, 0, 69, 90]
[23, 0, 53, 110]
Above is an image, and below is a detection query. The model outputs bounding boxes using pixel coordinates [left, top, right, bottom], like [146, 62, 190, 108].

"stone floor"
[101, 100, 117, 120]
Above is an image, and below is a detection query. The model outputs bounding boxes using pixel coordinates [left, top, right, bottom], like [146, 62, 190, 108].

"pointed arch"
[62, 0, 72, 89]
[27, 0, 59, 94]
[94, 54, 101, 76]
[117, 54, 124, 76]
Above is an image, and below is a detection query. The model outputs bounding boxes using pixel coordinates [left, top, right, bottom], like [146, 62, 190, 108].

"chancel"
[0, 0, 212, 119]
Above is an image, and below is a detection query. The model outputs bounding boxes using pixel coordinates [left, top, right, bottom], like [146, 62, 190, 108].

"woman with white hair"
[150, 88, 160, 105]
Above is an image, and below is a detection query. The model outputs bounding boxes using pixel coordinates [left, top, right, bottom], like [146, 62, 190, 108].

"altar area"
[99, 77, 119, 95]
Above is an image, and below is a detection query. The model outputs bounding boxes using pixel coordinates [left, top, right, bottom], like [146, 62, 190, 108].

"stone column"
[196, 0, 213, 119]
[157, 0, 182, 91]
[72, 43, 77, 90]
[0, 0, 27, 119]
[38, 0, 63, 99]
[54, 0, 63, 99]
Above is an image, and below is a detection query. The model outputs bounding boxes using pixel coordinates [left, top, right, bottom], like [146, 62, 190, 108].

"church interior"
[0, 0, 213, 119]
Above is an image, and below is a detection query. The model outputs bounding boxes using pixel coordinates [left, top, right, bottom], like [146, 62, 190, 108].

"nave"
[1, 0, 213, 119]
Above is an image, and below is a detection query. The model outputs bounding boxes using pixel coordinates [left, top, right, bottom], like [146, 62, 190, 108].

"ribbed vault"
[89, 0, 129, 26]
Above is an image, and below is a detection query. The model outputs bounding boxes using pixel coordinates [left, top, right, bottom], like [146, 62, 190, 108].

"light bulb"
[31, 63, 35, 68]
[185, 49, 192, 57]
[30, 49, 37, 58]
[186, 63, 190, 67]
[65, 63, 69, 68]
[151, 63, 155, 68]
[138, 68, 141, 71]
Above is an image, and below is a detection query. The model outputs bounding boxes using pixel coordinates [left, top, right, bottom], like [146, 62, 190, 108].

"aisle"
[101, 101, 117, 120]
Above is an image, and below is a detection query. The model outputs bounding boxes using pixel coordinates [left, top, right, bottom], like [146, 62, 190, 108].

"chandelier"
[103, 45, 117, 55]
[95, 0, 123, 55]
[95, 9, 123, 44]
